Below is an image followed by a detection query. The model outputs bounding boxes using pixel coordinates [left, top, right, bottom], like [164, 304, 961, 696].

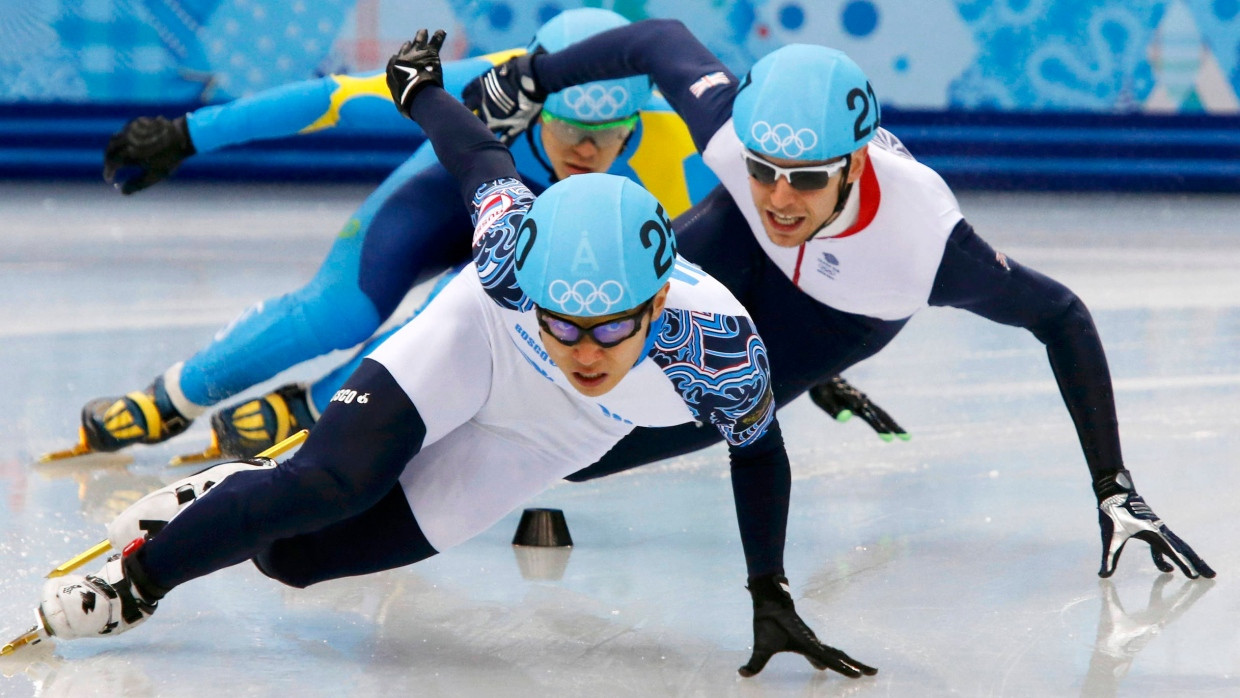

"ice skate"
[171, 383, 316, 465]
[37, 554, 158, 642]
[40, 376, 192, 462]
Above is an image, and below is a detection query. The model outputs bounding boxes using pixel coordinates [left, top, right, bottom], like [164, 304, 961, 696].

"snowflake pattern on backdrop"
[3, 0, 1238, 112]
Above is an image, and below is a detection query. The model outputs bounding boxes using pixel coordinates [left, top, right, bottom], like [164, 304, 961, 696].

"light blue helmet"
[732, 44, 880, 162]
[514, 173, 676, 317]
[532, 8, 652, 123]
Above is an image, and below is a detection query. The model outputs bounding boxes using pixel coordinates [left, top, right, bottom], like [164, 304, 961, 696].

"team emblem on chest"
[816, 251, 841, 280]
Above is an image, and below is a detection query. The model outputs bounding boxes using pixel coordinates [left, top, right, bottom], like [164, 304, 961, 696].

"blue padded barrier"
[3, 104, 1238, 191]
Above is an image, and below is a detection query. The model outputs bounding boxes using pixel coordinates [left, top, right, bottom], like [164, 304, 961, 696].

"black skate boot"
[79, 376, 192, 453]
[171, 383, 316, 465]
[214, 383, 317, 458]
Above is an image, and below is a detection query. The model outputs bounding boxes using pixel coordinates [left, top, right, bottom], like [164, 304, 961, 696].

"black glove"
[102, 115, 195, 195]
[809, 376, 909, 442]
[386, 28, 447, 118]
[461, 54, 546, 144]
[1094, 469, 1215, 579]
[739, 574, 878, 678]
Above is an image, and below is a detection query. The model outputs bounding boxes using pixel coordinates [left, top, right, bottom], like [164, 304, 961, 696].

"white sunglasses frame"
[741, 150, 849, 189]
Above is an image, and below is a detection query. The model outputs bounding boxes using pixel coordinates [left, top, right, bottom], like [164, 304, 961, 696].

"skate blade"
[171, 427, 309, 467]
[33, 452, 133, 475]
[45, 540, 112, 579]
[1, 624, 47, 657]
[169, 439, 221, 467]
[36, 427, 96, 463]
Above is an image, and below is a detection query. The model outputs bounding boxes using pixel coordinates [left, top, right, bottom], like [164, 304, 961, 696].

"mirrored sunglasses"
[536, 299, 652, 348]
[541, 111, 639, 148]
[742, 150, 848, 191]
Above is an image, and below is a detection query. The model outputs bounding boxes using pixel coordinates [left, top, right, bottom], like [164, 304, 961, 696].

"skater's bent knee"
[253, 547, 313, 588]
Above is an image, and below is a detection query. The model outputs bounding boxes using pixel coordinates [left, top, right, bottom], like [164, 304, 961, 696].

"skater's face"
[538, 283, 669, 397]
[747, 146, 868, 248]
[539, 113, 635, 180]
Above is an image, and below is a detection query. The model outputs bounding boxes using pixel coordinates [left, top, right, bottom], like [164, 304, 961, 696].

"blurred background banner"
[4, 0, 1240, 189]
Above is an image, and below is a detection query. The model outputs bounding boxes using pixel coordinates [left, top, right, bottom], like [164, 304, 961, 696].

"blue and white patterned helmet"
[732, 44, 881, 161]
[532, 8, 652, 123]
[515, 173, 676, 317]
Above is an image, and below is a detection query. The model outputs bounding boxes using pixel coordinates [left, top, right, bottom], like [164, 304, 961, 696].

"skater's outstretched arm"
[464, 19, 734, 152]
[930, 220, 1213, 580]
[104, 49, 523, 194]
[388, 29, 520, 203]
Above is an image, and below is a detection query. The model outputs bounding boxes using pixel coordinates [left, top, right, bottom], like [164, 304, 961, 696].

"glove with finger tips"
[386, 28, 447, 118]
[1094, 469, 1215, 580]
[461, 55, 546, 144]
[102, 115, 195, 195]
[809, 376, 909, 442]
[738, 573, 878, 678]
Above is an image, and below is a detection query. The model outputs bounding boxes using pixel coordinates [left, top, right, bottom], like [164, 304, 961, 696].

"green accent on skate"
[878, 432, 893, 442]
[896, 432, 911, 441]
[835, 409, 853, 422]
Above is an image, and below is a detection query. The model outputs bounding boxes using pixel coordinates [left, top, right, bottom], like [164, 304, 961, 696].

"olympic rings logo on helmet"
[547, 279, 626, 315]
[750, 121, 819, 158]
[560, 85, 630, 120]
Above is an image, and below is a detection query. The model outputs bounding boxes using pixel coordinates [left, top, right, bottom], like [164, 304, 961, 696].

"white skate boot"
[106, 457, 277, 550]
[39, 554, 157, 640]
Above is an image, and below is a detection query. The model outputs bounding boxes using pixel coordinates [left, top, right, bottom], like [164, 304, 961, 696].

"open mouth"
[563, 162, 593, 175]
[572, 371, 607, 388]
[766, 210, 805, 233]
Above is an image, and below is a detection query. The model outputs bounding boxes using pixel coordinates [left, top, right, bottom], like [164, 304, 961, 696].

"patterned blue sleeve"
[650, 310, 775, 447]
[470, 178, 538, 312]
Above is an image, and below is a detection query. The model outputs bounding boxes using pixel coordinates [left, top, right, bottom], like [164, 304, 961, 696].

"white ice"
[0, 183, 1237, 697]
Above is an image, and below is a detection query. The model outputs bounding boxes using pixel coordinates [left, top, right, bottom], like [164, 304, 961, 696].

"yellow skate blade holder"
[37, 427, 95, 463]
[44, 540, 113, 580]
[1, 608, 50, 657]
[45, 429, 310, 579]
[169, 429, 222, 467]
[1, 625, 45, 656]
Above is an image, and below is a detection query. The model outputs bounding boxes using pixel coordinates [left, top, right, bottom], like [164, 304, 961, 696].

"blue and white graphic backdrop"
[4, 0, 1240, 113]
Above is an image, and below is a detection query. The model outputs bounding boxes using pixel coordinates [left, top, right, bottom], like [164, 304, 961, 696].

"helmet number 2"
[640, 203, 676, 278]
[847, 81, 878, 143]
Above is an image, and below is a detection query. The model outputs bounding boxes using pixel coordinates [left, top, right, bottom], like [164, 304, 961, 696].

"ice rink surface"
[0, 182, 1237, 697]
